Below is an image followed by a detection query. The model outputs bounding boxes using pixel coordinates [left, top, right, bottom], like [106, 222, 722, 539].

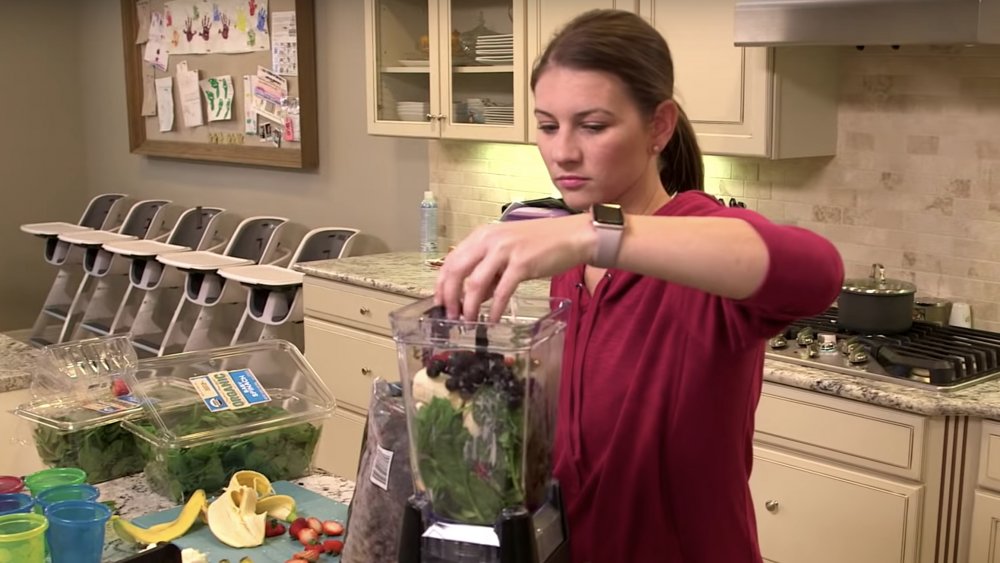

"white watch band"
[592, 221, 624, 268]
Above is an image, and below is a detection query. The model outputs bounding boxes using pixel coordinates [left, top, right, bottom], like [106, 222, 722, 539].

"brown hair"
[530, 9, 704, 195]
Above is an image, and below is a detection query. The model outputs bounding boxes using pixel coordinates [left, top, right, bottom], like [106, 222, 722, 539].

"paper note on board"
[135, 0, 152, 44]
[251, 66, 287, 124]
[271, 11, 297, 76]
[155, 76, 174, 132]
[243, 75, 257, 133]
[176, 61, 204, 128]
[143, 11, 169, 70]
[200, 75, 234, 122]
[141, 64, 157, 116]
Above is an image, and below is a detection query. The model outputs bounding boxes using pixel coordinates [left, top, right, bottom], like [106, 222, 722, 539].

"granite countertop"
[99, 472, 355, 562]
[0, 333, 39, 393]
[298, 251, 1000, 419]
[295, 251, 550, 300]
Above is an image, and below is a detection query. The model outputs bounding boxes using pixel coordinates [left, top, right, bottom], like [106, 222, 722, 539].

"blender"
[390, 296, 571, 563]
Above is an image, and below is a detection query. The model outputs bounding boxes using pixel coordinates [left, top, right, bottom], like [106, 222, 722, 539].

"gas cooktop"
[764, 310, 1000, 392]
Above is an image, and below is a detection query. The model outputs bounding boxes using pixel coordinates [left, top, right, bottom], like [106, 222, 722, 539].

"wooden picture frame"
[120, 0, 318, 169]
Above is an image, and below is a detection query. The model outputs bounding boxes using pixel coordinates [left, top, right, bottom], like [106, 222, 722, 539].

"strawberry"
[265, 518, 286, 537]
[112, 378, 130, 397]
[291, 550, 321, 563]
[322, 539, 344, 555]
[321, 519, 344, 536]
[288, 517, 308, 539]
[298, 528, 320, 546]
[285, 559, 309, 563]
[306, 516, 323, 534]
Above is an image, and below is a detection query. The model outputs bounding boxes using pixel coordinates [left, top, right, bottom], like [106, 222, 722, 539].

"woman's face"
[533, 65, 667, 212]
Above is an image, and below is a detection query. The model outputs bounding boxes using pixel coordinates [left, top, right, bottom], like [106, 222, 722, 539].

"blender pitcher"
[390, 296, 571, 563]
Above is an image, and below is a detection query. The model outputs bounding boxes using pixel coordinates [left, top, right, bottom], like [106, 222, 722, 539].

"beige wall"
[78, 0, 429, 259]
[1, 2, 89, 330]
[431, 45, 1000, 332]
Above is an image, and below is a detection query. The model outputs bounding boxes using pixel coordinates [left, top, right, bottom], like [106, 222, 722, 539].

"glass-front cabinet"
[364, 0, 526, 141]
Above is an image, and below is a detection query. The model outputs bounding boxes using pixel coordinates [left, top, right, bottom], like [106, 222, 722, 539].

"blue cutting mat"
[133, 481, 348, 562]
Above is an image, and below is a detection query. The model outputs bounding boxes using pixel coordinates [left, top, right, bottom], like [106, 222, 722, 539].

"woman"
[435, 9, 843, 562]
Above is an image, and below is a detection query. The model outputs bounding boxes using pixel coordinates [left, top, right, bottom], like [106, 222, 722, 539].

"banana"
[255, 494, 297, 521]
[229, 470, 274, 498]
[112, 489, 207, 545]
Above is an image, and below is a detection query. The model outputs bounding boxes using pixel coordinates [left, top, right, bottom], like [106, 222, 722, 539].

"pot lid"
[843, 263, 917, 296]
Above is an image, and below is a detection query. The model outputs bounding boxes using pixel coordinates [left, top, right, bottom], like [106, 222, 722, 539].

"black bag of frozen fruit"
[343, 379, 413, 563]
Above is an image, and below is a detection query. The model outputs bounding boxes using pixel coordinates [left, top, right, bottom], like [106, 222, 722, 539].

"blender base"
[398, 481, 571, 563]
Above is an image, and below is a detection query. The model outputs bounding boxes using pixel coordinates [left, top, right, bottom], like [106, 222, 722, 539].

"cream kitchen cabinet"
[364, 0, 527, 142]
[970, 420, 1000, 561]
[753, 381, 973, 563]
[303, 276, 416, 480]
[640, 0, 838, 158]
[0, 388, 45, 476]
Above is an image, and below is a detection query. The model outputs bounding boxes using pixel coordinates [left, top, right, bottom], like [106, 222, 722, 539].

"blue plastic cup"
[34, 484, 99, 513]
[0, 493, 34, 516]
[43, 500, 111, 563]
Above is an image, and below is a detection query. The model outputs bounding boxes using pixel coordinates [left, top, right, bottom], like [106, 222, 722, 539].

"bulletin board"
[120, 0, 318, 169]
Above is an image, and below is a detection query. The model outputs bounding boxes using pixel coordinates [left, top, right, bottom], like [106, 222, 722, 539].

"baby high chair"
[28, 199, 172, 346]
[220, 227, 360, 351]
[95, 206, 230, 342]
[143, 216, 292, 356]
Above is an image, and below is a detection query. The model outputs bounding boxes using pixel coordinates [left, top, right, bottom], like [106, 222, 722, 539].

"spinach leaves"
[33, 422, 145, 484]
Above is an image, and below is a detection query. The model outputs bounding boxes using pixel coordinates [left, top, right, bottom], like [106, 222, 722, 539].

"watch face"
[593, 203, 625, 226]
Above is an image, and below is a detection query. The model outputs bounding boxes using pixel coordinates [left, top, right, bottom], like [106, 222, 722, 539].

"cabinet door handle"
[361, 367, 372, 376]
[359, 307, 371, 316]
[764, 500, 779, 513]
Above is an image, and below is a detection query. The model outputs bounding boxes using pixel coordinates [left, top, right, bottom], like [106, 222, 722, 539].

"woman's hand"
[435, 213, 596, 321]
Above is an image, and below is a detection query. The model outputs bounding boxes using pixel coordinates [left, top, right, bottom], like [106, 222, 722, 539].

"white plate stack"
[475, 34, 513, 64]
[396, 101, 430, 122]
[483, 105, 514, 125]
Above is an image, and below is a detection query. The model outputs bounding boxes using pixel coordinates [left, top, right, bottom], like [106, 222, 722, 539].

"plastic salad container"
[14, 336, 150, 483]
[389, 296, 569, 526]
[120, 340, 335, 502]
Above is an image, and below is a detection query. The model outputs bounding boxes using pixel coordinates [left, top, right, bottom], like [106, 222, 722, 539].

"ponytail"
[659, 104, 703, 195]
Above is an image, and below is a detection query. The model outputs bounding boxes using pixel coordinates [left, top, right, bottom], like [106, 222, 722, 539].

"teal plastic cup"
[44, 500, 111, 563]
[35, 483, 99, 513]
[24, 467, 87, 496]
[0, 493, 34, 516]
[0, 512, 48, 563]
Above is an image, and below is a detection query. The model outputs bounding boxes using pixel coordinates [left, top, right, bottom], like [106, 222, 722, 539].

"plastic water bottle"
[420, 190, 439, 253]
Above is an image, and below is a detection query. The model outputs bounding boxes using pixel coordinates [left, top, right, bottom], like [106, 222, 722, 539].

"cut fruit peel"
[112, 489, 207, 545]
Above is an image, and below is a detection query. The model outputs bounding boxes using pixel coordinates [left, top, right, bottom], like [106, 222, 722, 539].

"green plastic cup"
[0, 512, 48, 563]
[24, 468, 87, 497]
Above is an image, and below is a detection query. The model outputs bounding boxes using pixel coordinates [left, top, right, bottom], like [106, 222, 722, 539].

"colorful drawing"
[200, 75, 234, 122]
[166, 0, 269, 54]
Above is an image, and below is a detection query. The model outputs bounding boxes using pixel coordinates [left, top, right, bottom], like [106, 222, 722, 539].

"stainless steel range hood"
[734, 0, 1000, 46]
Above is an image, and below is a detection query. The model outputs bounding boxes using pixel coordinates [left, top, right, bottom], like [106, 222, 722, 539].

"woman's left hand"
[435, 213, 595, 321]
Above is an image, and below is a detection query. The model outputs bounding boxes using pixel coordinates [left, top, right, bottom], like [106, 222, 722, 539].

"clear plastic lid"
[17, 335, 145, 432]
[120, 340, 335, 449]
[31, 335, 137, 401]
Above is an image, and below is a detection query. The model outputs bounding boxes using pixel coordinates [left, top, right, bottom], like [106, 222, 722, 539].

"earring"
[651, 145, 660, 153]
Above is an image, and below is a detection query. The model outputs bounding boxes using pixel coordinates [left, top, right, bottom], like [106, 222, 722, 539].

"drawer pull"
[359, 307, 371, 316]
[361, 367, 373, 376]
[765, 500, 779, 513]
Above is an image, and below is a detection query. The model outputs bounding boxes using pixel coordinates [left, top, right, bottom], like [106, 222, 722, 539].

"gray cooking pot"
[838, 263, 916, 334]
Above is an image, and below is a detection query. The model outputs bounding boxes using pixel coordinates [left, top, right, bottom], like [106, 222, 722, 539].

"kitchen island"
[99, 472, 355, 562]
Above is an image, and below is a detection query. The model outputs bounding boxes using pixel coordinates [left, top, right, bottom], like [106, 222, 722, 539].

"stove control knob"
[768, 334, 788, 349]
[795, 327, 816, 347]
[846, 343, 869, 364]
[818, 333, 837, 353]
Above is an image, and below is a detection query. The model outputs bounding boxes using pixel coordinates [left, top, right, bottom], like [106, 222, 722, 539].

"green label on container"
[189, 369, 271, 412]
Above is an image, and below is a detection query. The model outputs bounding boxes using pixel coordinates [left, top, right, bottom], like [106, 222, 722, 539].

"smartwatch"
[591, 203, 625, 268]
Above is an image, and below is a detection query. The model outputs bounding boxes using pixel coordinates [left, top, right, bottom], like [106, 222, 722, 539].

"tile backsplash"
[430, 45, 1000, 332]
